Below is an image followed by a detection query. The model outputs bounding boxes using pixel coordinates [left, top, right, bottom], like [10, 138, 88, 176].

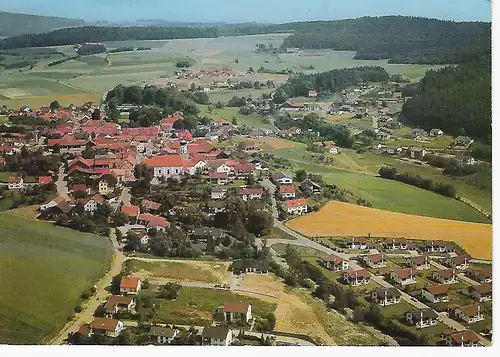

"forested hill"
[279, 16, 491, 64]
[400, 56, 491, 142]
[0, 26, 219, 50]
[0, 11, 84, 38]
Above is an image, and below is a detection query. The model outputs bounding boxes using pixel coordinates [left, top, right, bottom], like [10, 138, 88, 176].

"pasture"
[0, 210, 112, 344]
[152, 286, 276, 326]
[286, 201, 492, 259]
[198, 105, 275, 130]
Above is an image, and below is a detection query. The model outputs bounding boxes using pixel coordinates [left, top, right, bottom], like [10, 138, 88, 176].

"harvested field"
[287, 201, 492, 260]
[237, 274, 385, 345]
[125, 259, 231, 284]
[258, 137, 298, 150]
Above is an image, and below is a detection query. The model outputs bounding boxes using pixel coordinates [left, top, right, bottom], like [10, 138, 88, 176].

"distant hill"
[0, 11, 85, 37]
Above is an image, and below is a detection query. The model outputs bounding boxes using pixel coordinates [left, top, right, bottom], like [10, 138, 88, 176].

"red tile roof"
[90, 317, 121, 332]
[392, 268, 415, 279]
[425, 284, 449, 296]
[434, 269, 455, 279]
[121, 205, 140, 217]
[38, 176, 52, 185]
[209, 172, 228, 179]
[457, 304, 482, 317]
[448, 330, 480, 345]
[345, 268, 371, 279]
[144, 155, 184, 167]
[284, 198, 308, 208]
[120, 276, 140, 290]
[237, 187, 264, 196]
[323, 254, 344, 264]
[8, 177, 22, 183]
[364, 253, 384, 264]
[223, 302, 250, 314]
[470, 283, 492, 294]
[141, 199, 161, 211]
[279, 185, 296, 194]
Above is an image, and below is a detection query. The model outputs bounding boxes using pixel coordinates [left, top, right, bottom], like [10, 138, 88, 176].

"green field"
[151, 286, 276, 325]
[0, 210, 113, 344]
[198, 105, 275, 130]
[0, 115, 8, 124]
[268, 143, 490, 223]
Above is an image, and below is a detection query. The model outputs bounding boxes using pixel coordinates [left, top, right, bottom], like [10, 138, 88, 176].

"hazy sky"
[0, 0, 492, 23]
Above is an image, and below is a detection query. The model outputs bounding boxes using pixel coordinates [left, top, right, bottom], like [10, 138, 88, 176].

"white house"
[211, 187, 227, 200]
[201, 326, 233, 346]
[405, 309, 438, 329]
[237, 188, 263, 201]
[7, 177, 24, 189]
[270, 172, 293, 185]
[390, 268, 416, 286]
[452, 304, 484, 324]
[222, 302, 252, 323]
[278, 185, 296, 200]
[89, 318, 125, 337]
[120, 276, 142, 295]
[80, 194, 104, 212]
[329, 146, 339, 155]
[371, 287, 402, 306]
[284, 198, 308, 215]
[321, 255, 349, 271]
[422, 284, 450, 303]
[149, 326, 180, 344]
[144, 155, 187, 179]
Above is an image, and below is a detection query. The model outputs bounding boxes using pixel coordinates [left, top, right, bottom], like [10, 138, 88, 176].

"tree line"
[279, 16, 491, 64]
[378, 166, 457, 198]
[400, 56, 491, 142]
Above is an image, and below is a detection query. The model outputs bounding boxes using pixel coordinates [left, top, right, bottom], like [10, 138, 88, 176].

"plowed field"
[287, 201, 492, 259]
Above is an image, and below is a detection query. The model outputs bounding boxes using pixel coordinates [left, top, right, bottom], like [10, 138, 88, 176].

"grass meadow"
[0, 210, 112, 344]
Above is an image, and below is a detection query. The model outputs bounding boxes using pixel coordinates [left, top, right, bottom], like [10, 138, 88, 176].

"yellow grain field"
[287, 201, 492, 260]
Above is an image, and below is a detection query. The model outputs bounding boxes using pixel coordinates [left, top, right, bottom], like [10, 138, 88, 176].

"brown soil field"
[287, 201, 492, 260]
[258, 137, 298, 150]
[237, 274, 384, 345]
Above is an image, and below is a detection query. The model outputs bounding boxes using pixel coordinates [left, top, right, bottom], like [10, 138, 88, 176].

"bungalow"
[104, 295, 136, 317]
[284, 198, 308, 215]
[321, 254, 349, 271]
[222, 302, 252, 323]
[371, 287, 402, 306]
[446, 330, 480, 347]
[409, 147, 427, 159]
[344, 237, 368, 250]
[90, 318, 125, 337]
[79, 194, 104, 212]
[452, 304, 484, 324]
[140, 199, 161, 213]
[343, 269, 371, 286]
[430, 129, 444, 137]
[209, 172, 230, 185]
[466, 268, 492, 284]
[422, 284, 450, 303]
[405, 308, 438, 329]
[193, 227, 223, 241]
[300, 179, 322, 194]
[237, 187, 264, 201]
[230, 259, 269, 274]
[201, 326, 232, 346]
[279, 185, 296, 200]
[7, 177, 24, 189]
[120, 276, 142, 295]
[467, 284, 492, 302]
[407, 255, 431, 270]
[149, 326, 180, 344]
[384, 238, 408, 251]
[431, 269, 457, 284]
[423, 241, 448, 253]
[390, 268, 416, 286]
[211, 187, 227, 200]
[270, 172, 293, 185]
[360, 253, 386, 269]
[444, 256, 470, 270]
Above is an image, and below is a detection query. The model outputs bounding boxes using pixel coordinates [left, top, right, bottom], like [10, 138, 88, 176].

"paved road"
[55, 164, 69, 199]
[50, 231, 125, 345]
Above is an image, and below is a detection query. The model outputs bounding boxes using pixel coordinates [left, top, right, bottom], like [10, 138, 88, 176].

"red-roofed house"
[360, 254, 386, 269]
[451, 304, 484, 324]
[343, 269, 371, 286]
[144, 155, 186, 179]
[390, 268, 416, 286]
[8, 177, 24, 189]
[237, 187, 264, 201]
[140, 199, 162, 213]
[121, 205, 140, 218]
[38, 176, 52, 185]
[138, 214, 170, 232]
[422, 284, 450, 303]
[120, 276, 142, 295]
[431, 269, 457, 284]
[446, 330, 480, 347]
[178, 129, 193, 142]
[209, 172, 229, 185]
[233, 163, 255, 179]
[222, 302, 252, 323]
[90, 317, 124, 338]
[79, 194, 104, 212]
[278, 185, 296, 200]
[321, 254, 349, 271]
[284, 198, 308, 215]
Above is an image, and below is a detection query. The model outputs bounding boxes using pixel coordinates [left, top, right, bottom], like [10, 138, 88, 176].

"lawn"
[198, 105, 275, 130]
[271, 243, 327, 258]
[264, 226, 297, 240]
[0, 211, 113, 344]
[0, 115, 8, 124]
[0, 172, 37, 183]
[378, 301, 414, 319]
[124, 259, 230, 284]
[152, 286, 276, 325]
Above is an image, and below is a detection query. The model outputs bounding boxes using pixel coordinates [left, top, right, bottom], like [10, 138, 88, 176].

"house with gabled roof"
[443, 256, 470, 270]
[371, 287, 402, 306]
[405, 308, 438, 328]
[452, 304, 484, 324]
[270, 172, 293, 185]
[422, 284, 450, 303]
[360, 253, 386, 269]
[344, 237, 368, 250]
[89, 317, 124, 337]
[209, 171, 230, 185]
[221, 302, 252, 323]
[104, 295, 136, 317]
[237, 187, 264, 201]
[321, 254, 349, 271]
[406, 255, 431, 270]
[279, 185, 296, 200]
[284, 198, 308, 215]
[446, 330, 480, 347]
[466, 267, 492, 284]
[120, 276, 142, 295]
[467, 284, 492, 302]
[343, 269, 371, 286]
[390, 268, 416, 286]
[121, 205, 140, 219]
[384, 238, 408, 251]
[201, 326, 232, 346]
[79, 194, 104, 212]
[431, 269, 457, 284]
[149, 326, 180, 344]
[140, 199, 161, 213]
[7, 176, 24, 189]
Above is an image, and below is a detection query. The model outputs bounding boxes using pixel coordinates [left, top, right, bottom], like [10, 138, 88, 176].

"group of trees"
[1, 148, 59, 177]
[379, 166, 457, 198]
[55, 202, 114, 236]
[274, 66, 390, 102]
[400, 56, 491, 142]
[279, 16, 490, 64]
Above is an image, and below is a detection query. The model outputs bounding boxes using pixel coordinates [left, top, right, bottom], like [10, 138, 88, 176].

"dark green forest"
[0, 11, 84, 38]
[279, 16, 491, 64]
[400, 56, 491, 142]
[273, 66, 389, 102]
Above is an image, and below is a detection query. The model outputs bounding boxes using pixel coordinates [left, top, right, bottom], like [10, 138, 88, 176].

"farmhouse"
[344, 237, 368, 250]
[237, 187, 264, 201]
[342, 269, 371, 286]
[384, 238, 408, 250]
[431, 269, 457, 284]
[446, 330, 480, 347]
[149, 326, 180, 344]
[279, 185, 296, 199]
[406, 255, 430, 270]
[467, 284, 492, 302]
[7, 177, 24, 189]
[284, 198, 308, 215]
[466, 268, 492, 284]
[201, 326, 233, 346]
[422, 284, 450, 303]
[452, 304, 484, 324]
[360, 253, 386, 268]
[405, 308, 439, 329]
[104, 295, 136, 317]
[90, 317, 125, 337]
[120, 276, 142, 295]
[280, 101, 305, 111]
[222, 302, 252, 323]
[390, 268, 416, 286]
[371, 287, 402, 306]
[270, 172, 293, 185]
[321, 254, 349, 271]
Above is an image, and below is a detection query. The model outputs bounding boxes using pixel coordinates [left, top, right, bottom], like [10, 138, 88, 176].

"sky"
[0, 0, 492, 23]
